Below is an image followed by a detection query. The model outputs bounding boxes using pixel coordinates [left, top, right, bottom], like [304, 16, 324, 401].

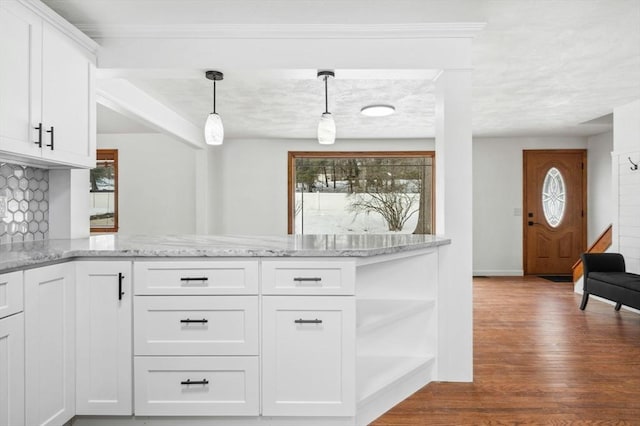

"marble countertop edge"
[0, 234, 451, 273]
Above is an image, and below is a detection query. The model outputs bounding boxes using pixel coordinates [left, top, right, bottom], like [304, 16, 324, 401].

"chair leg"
[580, 293, 589, 310]
[615, 302, 622, 311]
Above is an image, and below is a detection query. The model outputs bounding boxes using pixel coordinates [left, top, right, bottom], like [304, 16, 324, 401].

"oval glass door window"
[542, 167, 566, 228]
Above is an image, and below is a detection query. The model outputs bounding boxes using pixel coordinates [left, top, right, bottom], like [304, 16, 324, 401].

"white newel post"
[435, 69, 473, 382]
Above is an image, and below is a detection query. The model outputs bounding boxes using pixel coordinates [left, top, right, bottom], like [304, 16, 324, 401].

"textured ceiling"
[42, 0, 640, 139]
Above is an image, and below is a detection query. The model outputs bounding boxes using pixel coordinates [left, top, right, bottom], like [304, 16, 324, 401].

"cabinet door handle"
[118, 272, 125, 300]
[34, 123, 43, 147]
[45, 126, 54, 150]
[180, 318, 208, 324]
[181, 379, 209, 386]
[180, 277, 209, 282]
[293, 277, 322, 282]
[294, 318, 323, 324]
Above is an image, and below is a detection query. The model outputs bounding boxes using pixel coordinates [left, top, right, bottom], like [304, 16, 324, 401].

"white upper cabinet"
[0, 1, 42, 160]
[0, 0, 97, 168]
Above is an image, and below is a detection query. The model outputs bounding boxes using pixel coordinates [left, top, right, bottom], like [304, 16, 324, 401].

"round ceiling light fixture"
[360, 104, 396, 117]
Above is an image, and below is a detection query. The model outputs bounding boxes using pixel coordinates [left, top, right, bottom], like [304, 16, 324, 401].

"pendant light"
[317, 70, 336, 145]
[204, 70, 224, 146]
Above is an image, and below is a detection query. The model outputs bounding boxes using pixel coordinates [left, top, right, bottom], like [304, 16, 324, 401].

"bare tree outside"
[290, 153, 433, 235]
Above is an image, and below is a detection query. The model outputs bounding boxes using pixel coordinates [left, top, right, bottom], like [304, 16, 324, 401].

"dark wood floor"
[372, 276, 640, 425]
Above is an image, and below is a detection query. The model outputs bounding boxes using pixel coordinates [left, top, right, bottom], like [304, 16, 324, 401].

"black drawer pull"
[294, 318, 323, 324]
[34, 123, 43, 147]
[293, 277, 322, 282]
[181, 379, 209, 386]
[118, 272, 125, 300]
[180, 318, 208, 324]
[45, 126, 54, 150]
[180, 277, 209, 282]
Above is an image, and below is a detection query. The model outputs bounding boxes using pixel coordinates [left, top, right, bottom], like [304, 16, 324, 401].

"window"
[542, 166, 565, 228]
[288, 151, 434, 235]
[90, 149, 118, 232]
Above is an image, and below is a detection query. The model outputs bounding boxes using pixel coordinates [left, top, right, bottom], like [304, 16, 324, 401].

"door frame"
[522, 149, 587, 275]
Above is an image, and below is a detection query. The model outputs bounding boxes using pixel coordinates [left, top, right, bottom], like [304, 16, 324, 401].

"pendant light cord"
[213, 80, 217, 114]
[324, 76, 329, 113]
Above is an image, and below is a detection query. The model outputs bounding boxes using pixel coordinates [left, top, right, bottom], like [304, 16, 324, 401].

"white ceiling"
[42, 0, 640, 139]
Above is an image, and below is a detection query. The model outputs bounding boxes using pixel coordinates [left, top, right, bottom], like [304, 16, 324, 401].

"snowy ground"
[294, 192, 420, 234]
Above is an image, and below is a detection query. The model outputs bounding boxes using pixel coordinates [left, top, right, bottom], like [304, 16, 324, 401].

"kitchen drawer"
[0, 271, 23, 319]
[134, 260, 259, 295]
[134, 356, 259, 416]
[134, 295, 258, 356]
[261, 259, 355, 295]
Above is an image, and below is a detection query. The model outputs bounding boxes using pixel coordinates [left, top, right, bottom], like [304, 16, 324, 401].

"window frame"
[90, 149, 119, 233]
[287, 151, 435, 234]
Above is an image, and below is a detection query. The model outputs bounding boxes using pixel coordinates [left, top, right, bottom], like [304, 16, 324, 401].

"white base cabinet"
[76, 261, 132, 415]
[8, 248, 440, 426]
[262, 296, 356, 417]
[24, 263, 75, 426]
[0, 313, 24, 426]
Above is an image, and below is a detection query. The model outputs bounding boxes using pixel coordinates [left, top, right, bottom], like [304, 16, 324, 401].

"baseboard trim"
[473, 270, 524, 277]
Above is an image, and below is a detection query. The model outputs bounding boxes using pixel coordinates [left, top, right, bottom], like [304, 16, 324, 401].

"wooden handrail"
[572, 224, 613, 282]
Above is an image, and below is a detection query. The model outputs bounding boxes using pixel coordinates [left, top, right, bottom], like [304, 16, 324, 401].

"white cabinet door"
[76, 261, 132, 415]
[24, 263, 75, 426]
[262, 296, 356, 417]
[0, 313, 25, 426]
[40, 21, 95, 168]
[0, 1, 42, 161]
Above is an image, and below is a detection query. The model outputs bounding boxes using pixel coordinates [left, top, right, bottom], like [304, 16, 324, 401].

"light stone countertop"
[0, 234, 451, 273]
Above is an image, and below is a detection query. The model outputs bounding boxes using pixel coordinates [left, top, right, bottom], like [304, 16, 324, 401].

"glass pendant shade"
[317, 112, 336, 145]
[204, 113, 224, 146]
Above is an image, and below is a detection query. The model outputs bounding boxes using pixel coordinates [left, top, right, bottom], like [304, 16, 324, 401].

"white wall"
[472, 136, 588, 276]
[612, 99, 640, 273]
[97, 133, 198, 235]
[587, 131, 613, 243]
[209, 139, 435, 235]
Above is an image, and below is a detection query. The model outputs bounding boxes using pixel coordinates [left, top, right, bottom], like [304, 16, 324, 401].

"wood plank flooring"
[372, 276, 640, 425]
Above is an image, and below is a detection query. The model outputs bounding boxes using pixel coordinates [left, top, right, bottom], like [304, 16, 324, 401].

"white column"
[194, 147, 209, 234]
[49, 169, 90, 239]
[435, 69, 473, 382]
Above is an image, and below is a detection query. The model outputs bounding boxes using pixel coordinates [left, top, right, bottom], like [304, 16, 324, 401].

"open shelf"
[356, 355, 435, 404]
[356, 299, 435, 333]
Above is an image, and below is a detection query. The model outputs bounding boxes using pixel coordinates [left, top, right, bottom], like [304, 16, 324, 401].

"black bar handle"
[45, 126, 54, 150]
[293, 277, 322, 282]
[180, 277, 209, 282]
[180, 318, 208, 324]
[34, 123, 43, 147]
[181, 379, 209, 386]
[118, 272, 125, 300]
[294, 318, 323, 324]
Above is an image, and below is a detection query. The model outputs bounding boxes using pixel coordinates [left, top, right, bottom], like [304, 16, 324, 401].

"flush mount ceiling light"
[204, 70, 224, 146]
[361, 104, 396, 117]
[317, 70, 336, 145]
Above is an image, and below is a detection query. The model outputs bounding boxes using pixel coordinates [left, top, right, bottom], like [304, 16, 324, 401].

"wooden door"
[523, 150, 586, 275]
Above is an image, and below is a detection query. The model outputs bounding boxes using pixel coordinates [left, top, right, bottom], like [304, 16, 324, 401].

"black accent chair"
[580, 253, 640, 311]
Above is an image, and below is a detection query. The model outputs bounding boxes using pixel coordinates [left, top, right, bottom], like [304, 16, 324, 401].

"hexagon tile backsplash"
[0, 163, 49, 245]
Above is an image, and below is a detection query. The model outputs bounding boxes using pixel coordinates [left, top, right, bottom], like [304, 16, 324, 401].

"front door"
[523, 150, 586, 275]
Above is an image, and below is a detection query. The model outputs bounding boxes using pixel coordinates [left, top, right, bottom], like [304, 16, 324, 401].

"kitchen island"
[0, 234, 455, 426]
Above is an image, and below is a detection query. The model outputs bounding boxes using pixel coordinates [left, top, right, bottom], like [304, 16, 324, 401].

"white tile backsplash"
[0, 163, 49, 244]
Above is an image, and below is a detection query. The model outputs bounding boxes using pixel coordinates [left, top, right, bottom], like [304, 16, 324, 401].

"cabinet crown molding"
[16, 0, 100, 55]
